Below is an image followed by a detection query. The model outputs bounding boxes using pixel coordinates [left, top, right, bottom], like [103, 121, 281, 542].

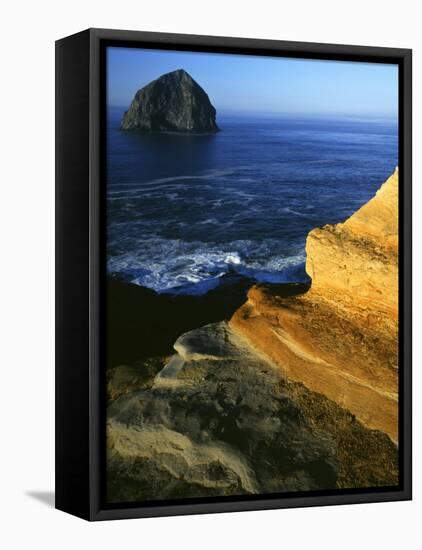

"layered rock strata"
[230, 169, 399, 442]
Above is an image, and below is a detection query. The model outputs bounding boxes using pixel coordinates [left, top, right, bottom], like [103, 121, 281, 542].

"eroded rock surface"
[107, 322, 397, 503]
[230, 169, 399, 442]
[306, 167, 398, 320]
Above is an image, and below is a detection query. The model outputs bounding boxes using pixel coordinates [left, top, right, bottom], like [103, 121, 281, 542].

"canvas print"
[105, 47, 399, 504]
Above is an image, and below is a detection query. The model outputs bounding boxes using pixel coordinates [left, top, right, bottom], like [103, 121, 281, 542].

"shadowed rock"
[121, 69, 219, 133]
[107, 322, 397, 503]
[107, 322, 339, 502]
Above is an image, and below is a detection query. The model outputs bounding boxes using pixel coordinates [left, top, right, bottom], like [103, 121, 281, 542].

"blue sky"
[107, 47, 398, 120]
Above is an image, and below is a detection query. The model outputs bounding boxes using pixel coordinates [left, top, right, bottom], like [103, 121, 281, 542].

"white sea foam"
[197, 218, 219, 225]
[107, 168, 238, 191]
[281, 207, 308, 217]
[225, 253, 241, 265]
[107, 237, 307, 295]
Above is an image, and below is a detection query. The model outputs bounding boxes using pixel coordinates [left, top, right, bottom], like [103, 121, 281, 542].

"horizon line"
[107, 104, 398, 122]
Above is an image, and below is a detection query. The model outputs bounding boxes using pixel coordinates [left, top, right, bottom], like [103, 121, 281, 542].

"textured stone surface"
[230, 169, 399, 442]
[107, 322, 397, 503]
[306, 167, 398, 320]
[107, 322, 337, 502]
[121, 69, 219, 133]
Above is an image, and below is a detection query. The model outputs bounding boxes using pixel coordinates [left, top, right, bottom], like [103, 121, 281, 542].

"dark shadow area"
[107, 271, 255, 368]
[106, 273, 314, 369]
[25, 491, 55, 508]
[258, 281, 311, 298]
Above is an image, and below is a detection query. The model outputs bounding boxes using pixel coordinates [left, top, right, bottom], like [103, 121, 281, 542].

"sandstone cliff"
[230, 169, 399, 442]
[107, 321, 397, 502]
[121, 69, 219, 133]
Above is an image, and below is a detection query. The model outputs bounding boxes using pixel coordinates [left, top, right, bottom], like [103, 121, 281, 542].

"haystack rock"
[230, 168, 399, 442]
[121, 69, 219, 133]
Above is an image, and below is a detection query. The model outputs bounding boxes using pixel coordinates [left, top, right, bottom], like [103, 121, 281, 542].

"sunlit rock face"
[306, 167, 398, 321]
[230, 169, 399, 442]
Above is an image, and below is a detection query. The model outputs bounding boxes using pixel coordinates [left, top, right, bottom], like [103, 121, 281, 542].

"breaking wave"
[106, 109, 398, 296]
[107, 238, 307, 295]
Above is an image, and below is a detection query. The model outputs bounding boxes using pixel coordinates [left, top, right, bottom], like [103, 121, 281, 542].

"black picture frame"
[55, 27, 412, 521]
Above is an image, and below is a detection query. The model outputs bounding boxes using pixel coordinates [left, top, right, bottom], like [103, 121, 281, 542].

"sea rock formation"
[230, 169, 399, 442]
[107, 322, 397, 503]
[121, 69, 219, 133]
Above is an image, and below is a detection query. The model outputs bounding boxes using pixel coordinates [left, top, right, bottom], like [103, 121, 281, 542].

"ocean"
[106, 106, 398, 295]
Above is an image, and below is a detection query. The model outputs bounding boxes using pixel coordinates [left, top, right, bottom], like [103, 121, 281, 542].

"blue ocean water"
[106, 106, 397, 295]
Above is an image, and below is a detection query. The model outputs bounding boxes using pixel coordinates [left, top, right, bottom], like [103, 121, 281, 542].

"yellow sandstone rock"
[306, 167, 398, 321]
[230, 168, 399, 442]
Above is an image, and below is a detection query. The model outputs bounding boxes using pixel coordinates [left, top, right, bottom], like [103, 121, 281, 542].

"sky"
[107, 46, 398, 120]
